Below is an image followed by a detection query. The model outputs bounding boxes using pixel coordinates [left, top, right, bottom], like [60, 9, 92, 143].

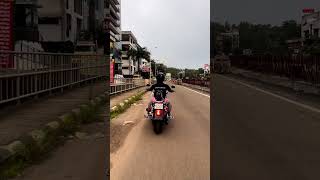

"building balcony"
[105, 16, 120, 27]
[109, 7, 120, 20]
[104, 20, 120, 35]
[111, 0, 120, 5]
[110, 0, 120, 12]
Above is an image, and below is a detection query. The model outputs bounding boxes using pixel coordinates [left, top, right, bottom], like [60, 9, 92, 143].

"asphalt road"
[111, 85, 210, 180]
[213, 74, 320, 180]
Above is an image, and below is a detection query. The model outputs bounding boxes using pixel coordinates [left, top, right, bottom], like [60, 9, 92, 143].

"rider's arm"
[166, 84, 174, 92]
[147, 84, 155, 91]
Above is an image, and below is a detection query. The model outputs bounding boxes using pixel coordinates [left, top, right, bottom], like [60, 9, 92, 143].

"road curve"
[111, 84, 210, 180]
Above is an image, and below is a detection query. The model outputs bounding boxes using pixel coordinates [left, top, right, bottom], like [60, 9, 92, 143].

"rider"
[146, 72, 174, 124]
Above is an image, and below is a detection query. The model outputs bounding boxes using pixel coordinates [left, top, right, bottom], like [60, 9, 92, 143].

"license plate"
[154, 103, 164, 109]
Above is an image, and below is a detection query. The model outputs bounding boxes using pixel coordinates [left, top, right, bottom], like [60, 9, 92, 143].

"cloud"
[121, 0, 210, 69]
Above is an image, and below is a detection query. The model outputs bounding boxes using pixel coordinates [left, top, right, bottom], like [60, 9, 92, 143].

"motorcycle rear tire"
[153, 121, 163, 134]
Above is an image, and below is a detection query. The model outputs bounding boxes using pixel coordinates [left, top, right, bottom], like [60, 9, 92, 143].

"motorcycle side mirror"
[171, 85, 175, 88]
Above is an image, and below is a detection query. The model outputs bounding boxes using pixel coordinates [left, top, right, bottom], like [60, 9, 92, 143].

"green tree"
[166, 67, 181, 78]
[198, 68, 204, 75]
[127, 47, 151, 74]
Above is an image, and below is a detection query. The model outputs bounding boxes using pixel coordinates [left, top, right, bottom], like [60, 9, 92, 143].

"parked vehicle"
[177, 79, 182, 85]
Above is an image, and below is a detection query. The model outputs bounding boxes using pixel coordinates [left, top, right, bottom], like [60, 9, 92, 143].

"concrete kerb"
[0, 91, 108, 178]
[110, 91, 146, 117]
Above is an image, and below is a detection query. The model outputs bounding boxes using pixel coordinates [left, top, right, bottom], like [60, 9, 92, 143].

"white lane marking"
[220, 75, 320, 114]
[182, 86, 210, 98]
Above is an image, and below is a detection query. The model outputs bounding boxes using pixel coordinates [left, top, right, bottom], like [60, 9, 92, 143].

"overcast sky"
[121, 0, 210, 69]
[212, 0, 320, 25]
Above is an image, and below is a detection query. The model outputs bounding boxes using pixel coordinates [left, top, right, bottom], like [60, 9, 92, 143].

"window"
[122, 44, 129, 51]
[15, 6, 26, 26]
[38, 17, 60, 24]
[304, 30, 310, 38]
[314, 29, 319, 38]
[66, 14, 71, 37]
[122, 67, 129, 69]
[122, 34, 130, 41]
[66, 0, 69, 9]
[104, 0, 108, 8]
[74, 0, 82, 15]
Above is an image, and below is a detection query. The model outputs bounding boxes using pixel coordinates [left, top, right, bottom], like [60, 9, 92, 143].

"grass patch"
[110, 91, 145, 120]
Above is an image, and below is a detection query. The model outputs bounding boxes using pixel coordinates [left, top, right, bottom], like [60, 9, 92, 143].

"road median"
[110, 90, 146, 119]
[180, 83, 210, 93]
[230, 67, 320, 96]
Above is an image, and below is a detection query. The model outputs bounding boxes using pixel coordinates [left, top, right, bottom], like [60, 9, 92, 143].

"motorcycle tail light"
[155, 110, 162, 116]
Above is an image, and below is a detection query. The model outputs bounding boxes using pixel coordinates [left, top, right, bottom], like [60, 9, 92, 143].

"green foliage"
[127, 47, 151, 74]
[111, 92, 145, 119]
[166, 67, 182, 78]
[212, 20, 301, 55]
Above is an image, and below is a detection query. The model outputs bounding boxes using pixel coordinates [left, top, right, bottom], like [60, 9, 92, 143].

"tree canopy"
[212, 20, 301, 55]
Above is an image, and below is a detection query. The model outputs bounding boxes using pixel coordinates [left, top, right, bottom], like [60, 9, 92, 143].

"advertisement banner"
[141, 65, 150, 72]
[0, 0, 14, 68]
[303, 8, 315, 14]
[110, 60, 114, 84]
[204, 64, 209, 70]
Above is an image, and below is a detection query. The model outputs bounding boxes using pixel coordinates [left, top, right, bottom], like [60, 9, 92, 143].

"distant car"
[177, 79, 182, 85]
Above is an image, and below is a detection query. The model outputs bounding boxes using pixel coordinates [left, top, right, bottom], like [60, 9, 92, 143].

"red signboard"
[204, 64, 209, 70]
[0, 0, 14, 68]
[141, 65, 150, 72]
[303, 8, 315, 14]
[110, 60, 114, 84]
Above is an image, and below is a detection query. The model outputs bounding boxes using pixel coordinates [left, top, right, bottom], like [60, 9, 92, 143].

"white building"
[121, 31, 138, 76]
[38, 0, 87, 43]
[302, 10, 320, 40]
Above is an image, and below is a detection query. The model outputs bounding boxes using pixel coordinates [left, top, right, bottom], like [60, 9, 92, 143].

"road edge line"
[220, 75, 320, 114]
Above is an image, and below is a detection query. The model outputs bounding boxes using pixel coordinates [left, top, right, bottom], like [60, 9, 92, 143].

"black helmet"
[156, 72, 165, 83]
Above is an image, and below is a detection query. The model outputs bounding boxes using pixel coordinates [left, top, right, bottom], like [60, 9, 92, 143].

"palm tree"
[135, 47, 150, 74]
[127, 48, 137, 75]
[127, 47, 151, 74]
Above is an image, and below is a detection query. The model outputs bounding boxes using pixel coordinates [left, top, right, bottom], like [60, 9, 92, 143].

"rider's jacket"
[147, 82, 174, 100]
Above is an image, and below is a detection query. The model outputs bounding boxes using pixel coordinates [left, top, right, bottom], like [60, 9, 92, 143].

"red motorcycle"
[145, 87, 175, 134]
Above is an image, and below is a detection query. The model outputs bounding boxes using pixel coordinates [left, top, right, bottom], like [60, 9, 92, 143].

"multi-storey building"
[302, 10, 320, 40]
[121, 31, 138, 76]
[37, 0, 86, 43]
[104, 0, 122, 75]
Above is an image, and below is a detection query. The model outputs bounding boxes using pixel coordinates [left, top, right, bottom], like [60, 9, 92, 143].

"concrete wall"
[39, 24, 62, 41]
[38, 0, 62, 17]
[38, 0, 85, 43]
